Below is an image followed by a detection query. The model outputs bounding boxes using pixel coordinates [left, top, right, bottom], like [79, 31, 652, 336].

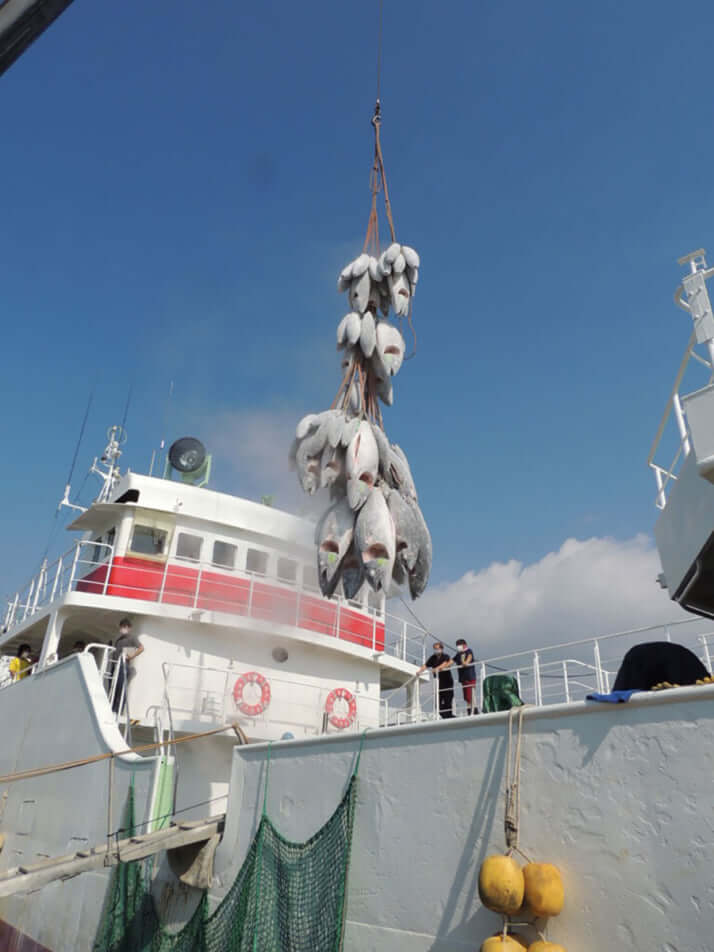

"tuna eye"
[385, 346, 400, 355]
[320, 540, 339, 553]
[365, 544, 389, 560]
[397, 289, 409, 297]
[359, 473, 374, 487]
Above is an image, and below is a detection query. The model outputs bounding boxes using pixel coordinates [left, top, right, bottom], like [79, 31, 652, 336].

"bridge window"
[130, 524, 168, 557]
[303, 565, 319, 592]
[176, 533, 202, 562]
[246, 549, 268, 576]
[277, 558, 297, 584]
[212, 540, 237, 570]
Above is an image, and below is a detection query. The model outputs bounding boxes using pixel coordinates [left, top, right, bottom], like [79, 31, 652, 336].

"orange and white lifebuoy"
[233, 671, 271, 717]
[325, 687, 357, 730]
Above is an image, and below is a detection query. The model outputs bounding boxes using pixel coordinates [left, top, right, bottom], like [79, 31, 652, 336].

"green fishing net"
[94, 748, 359, 952]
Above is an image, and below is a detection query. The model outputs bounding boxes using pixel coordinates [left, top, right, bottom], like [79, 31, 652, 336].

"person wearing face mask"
[416, 642, 454, 719]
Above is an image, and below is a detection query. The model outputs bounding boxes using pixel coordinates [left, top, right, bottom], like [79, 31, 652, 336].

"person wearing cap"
[438, 639, 478, 714]
[416, 642, 454, 719]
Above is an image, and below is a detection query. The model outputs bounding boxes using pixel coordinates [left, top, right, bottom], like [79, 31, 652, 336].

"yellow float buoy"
[527, 943, 566, 952]
[481, 933, 528, 951]
[478, 854, 525, 915]
[521, 863, 564, 918]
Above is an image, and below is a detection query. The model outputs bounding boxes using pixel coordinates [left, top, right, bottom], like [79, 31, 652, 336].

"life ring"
[233, 671, 271, 717]
[325, 687, 357, 730]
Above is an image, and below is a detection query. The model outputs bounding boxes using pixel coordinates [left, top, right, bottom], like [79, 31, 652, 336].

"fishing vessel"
[1, 253, 714, 951]
[3, 5, 714, 949]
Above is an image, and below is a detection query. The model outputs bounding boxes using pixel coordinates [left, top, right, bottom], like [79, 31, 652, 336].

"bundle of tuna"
[289, 242, 431, 600]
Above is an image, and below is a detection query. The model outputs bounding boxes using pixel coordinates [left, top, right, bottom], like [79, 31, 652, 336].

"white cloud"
[409, 534, 690, 661]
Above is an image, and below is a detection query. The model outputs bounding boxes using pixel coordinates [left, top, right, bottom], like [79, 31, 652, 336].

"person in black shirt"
[417, 642, 454, 719]
[440, 638, 478, 714]
[112, 618, 144, 716]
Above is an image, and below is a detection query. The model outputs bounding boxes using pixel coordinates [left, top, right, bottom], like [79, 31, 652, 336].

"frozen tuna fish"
[340, 544, 365, 600]
[385, 486, 420, 573]
[345, 420, 379, 509]
[355, 488, 396, 592]
[405, 498, 432, 599]
[360, 311, 377, 358]
[375, 323, 405, 377]
[316, 497, 355, 596]
[349, 271, 371, 314]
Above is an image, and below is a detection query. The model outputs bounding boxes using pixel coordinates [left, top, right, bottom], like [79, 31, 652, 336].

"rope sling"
[94, 734, 366, 952]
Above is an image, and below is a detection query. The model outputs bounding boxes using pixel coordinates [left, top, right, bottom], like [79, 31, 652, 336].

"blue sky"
[2, 0, 713, 621]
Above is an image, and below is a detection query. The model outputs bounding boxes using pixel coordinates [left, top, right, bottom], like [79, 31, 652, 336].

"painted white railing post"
[701, 636, 712, 674]
[562, 660, 570, 703]
[533, 651, 542, 706]
[672, 393, 691, 457]
[191, 563, 203, 610]
[593, 640, 604, 694]
[103, 548, 114, 596]
[158, 555, 171, 604]
[50, 556, 62, 603]
[654, 466, 666, 509]
[69, 543, 81, 590]
[401, 620, 407, 661]
[23, 579, 35, 620]
[372, 611, 377, 652]
[9, 594, 19, 629]
[32, 559, 47, 613]
[479, 662, 486, 712]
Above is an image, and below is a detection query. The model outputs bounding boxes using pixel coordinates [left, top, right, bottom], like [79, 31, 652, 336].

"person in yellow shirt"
[9, 644, 33, 682]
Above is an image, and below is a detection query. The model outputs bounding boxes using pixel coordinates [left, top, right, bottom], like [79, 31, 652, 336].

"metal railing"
[161, 660, 380, 734]
[648, 332, 713, 509]
[379, 618, 714, 724]
[2, 542, 431, 669]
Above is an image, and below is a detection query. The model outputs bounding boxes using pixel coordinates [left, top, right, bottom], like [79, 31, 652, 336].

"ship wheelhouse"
[1, 467, 423, 748]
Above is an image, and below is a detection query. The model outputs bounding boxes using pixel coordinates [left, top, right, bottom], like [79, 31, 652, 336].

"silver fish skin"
[349, 271, 371, 314]
[370, 422, 391, 478]
[351, 253, 370, 277]
[385, 486, 421, 573]
[325, 410, 344, 448]
[354, 488, 396, 592]
[405, 497, 432, 599]
[340, 262, 354, 283]
[320, 443, 344, 489]
[360, 311, 377, 358]
[340, 544, 365, 600]
[337, 275, 350, 294]
[387, 443, 417, 501]
[376, 374, 393, 406]
[336, 315, 349, 348]
[348, 380, 360, 415]
[392, 252, 406, 275]
[384, 241, 401, 264]
[378, 251, 392, 277]
[345, 421, 379, 509]
[375, 322, 405, 377]
[340, 416, 360, 448]
[316, 497, 355, 596]
[368, 256, 383, 282]
[345, 311, 361, 345]
[296, 421, 329, 494]
[402, 245, 420, 269]
[296, 412, 320, 440]
[388, 270, 411, 318]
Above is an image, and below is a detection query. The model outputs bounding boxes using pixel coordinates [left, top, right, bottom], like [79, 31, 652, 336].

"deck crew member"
[112, 618, 144, 716]
[9, 644, 33, 682]
[417, 642, 454, 719]
[438, 639, 478, 715]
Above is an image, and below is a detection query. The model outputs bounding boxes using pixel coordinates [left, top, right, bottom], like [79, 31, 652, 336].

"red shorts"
[462, 681, 476, 705]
